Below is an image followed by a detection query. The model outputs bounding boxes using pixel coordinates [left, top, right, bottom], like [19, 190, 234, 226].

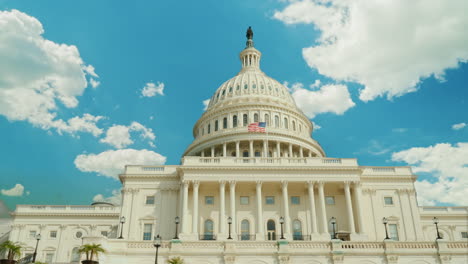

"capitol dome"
[183, 27, 325, 158]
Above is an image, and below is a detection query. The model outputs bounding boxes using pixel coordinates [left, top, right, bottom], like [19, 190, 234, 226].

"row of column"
[180, 180, 366, 239]
[201, 140, 315, 158]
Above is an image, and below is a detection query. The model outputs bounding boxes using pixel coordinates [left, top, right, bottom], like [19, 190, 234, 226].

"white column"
[353, 182, 366, 235]
[307, 181, 318, 234]
[288, 143, 293, 157]
[219, 181, 226, 234]
[249, 140, 254, 157]
[181, 181, 189, 234]
[408, 189, 424, 240]
[229, 181, 237, 238]
[344, 182, 356, 234]
[236, 141, 240, 158]
[263, 140, 268, 157]
[299, 147, 303, 158]
[317, 182, 328, 234]
[276, 141, 281, 157]
[192, 181, 200, 235]
[308, 150, 312, 157]
[281, 181, 292, 236]
[211, 146, 215, 157]
[256, 181, 264, 239]
[223, 142, 227, 157]
[201, 150, 205, 157]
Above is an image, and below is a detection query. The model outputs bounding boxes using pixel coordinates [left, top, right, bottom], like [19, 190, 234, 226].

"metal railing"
[292, 234, 312, 241]
[199, 234, 217, 241]
[238, 234, 256, 241]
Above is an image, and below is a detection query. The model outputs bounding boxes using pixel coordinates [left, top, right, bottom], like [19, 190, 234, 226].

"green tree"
[78, 243, 106, 261]
[0, 240, 22, 261]
[167, 256, 184, 264]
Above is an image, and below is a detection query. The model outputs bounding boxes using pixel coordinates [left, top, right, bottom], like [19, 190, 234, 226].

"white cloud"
[310, 79, 321, 88]
[392, 142, 468, 206]
[312, 122, 321, 130]
[93, 189, 122, 205]
[452, 122, 466, 130]
[0, 10, 101, 136]
[89, 78, 100, 89]
[1, 184, 25, 197]
[274, 0, 468, 101]
[74, 149, 166, 180]
[141, 82, 164, 97]
[100, 122, 156, 148]
[287, 82, 355, 118]
[203, 99, 210, 111]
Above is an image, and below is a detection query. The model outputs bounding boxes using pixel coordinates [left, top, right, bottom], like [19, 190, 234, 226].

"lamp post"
[279, 217, 285, 240]
[174, 216, 180, 239]
[153, 234, 161, 264]
[433, 217, 442, 239]
[118, 216, 126, 239]
[382, 217, 390, 240]
[330, 217, 337, 240]
[32, 233, 41, 263]
[227, 216, 233, 239]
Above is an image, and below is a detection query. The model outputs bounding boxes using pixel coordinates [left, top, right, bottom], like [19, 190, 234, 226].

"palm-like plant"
[167, 256, 184, 264]
[0, 241, 22, 261]
[78, 243, 106, 261]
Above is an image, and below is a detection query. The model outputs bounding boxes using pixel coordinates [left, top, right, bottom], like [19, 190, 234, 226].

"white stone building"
[7, 29, 468, 264]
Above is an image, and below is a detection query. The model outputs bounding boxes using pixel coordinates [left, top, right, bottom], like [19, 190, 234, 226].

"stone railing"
[182, 156, 358, 167]
[15, 205, 120, 214]
[124, 165, 178, 175]
[361, 166, 413, 176]
[420, 206, 468, 214]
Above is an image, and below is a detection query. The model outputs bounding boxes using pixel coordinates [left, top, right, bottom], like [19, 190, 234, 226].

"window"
[45, 253, 54, 263]
[267, 220, 276, 240]
[244, 84, 248, 89]
[143, 224, 152, 240]
[101, 231, 108, 237]
[204, 220, 214, 240]
[205, 196, 214, 205]
[254, 151, 261, 157]
[293, 220, 303, 240]
[292, 121, 296, 131]
[284, 118, 288, 129]
[75, 231, 83, 239]
[388, 224, 399, 241]
[221, 117, 226, 129]
[49, 231, 57, 238]
[233, 115, 238, 127]
[274, 116, 279, 128]
[229, 87, 233, 92]
[208, 124, 211, 134]
[291, 196, 300, 205]
[461, 232, 468, 238]
[202, 128, 204, 136]
[146, 196, 155, 205]
[243, 151, 249, 157]
[29, 231, 37, 239]
[71, 247, 80, 262]
[384, 197, 394, 205]
[215, 120, 219, 131]
[243, 114, 248, 126]
[254, 113, 259, 122]
[237, 85, 240, 90]
[253, 84, 256, 89]
[265, 196, 275, 205]
[240, 220, 250, 240]
[264, 114, 269, 125]
[222, 90, 225, 95]
[240, 196, 249, 205]
[325, 196, 335, 205]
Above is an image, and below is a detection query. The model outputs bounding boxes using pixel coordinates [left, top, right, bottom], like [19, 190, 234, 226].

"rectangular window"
[49, 231, 57, 238]
[45, 253, 54, 263]
[384, 197, 394, 205]
[143, 224, 152, 241]
[388, 224, 399, 241]
[240, 196, 249, 205]
[291, 196, 300, 205]
[101, 231, 108, 237]
[325, 196, 335, 205]
[205, 196, 214, 205]
[461, 232, 468, 238]
[146, 196, 155, 205]
[265, 196, 275, 205]
[29, 231, 37, 239]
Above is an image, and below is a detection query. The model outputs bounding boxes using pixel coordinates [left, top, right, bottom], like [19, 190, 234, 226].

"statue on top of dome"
[246, 26, 253, 40]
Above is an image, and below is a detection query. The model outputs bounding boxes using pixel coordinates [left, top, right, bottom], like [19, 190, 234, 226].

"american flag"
[248, 122, 266, 133]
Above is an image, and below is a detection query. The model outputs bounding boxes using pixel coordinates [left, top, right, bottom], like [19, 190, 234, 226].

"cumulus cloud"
[203, 99, 210, 111]
[74, 149, 166, 179]
[0, 10, 102, 136]
[1, 184, 26, 197]
[274, 0, 468, 101]
[392, 142, 468, 206]
[141, 82, 164, 97]
[452, 123, 466, 130]
[100, 122, 156, 148]
[93, 189, 122, 205]
[287, 82, 355, 118]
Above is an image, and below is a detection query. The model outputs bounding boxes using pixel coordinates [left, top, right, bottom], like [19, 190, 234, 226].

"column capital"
[353, 181, 362, 188]
[181, 180, 190, 186]
[219, 180, 226, 186]
[192, 181, 200, 188]
[256, 181, 263, 187]
[281, 180, 288, 188]
[307, 181, 316, 188]
[343, 181, 351, 188]
[229, 180, 236, 187]
[317, 181, 325, 187]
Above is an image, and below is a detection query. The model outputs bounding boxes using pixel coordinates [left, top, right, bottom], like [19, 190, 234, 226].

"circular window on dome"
[75, 231, 83, 239]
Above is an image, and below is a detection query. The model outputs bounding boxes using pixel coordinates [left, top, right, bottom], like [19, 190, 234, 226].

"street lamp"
[32, 233, 41, 263]
[227, 216, 233, 239]
[382, 217, 390, 240]
[118, 216, 126, 239]
[330, 217, 337, 240]
[433, 217, 442, 240]
[174, 216, 180, 239]
[153, 234, 162, 264]
[279, 217, 285, 240]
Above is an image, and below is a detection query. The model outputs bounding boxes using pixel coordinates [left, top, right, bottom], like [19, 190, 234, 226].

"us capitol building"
[5, 28, 468, 264]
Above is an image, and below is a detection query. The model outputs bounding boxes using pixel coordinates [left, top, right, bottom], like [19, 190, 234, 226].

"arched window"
[299, 124, 302, 132]
[233, 115, 238, 128]
[243, 151, 249, 157]
[215, 120, 219, 131]
[284, 118, 289, 129]
[293, 220, 303, 240]
[267, 220, 276, 240]
[264, 114, 270, 125]
[223, 117, 227, 129]
[292, 121, 296, 131]
[208, 124, 211, 134]
[274, 116, 279, 128]
[71, 247, 80, 262]
[243, 114, 248, 126]
[254, 113, 259, 122]
[241, 220, 250, 240]
[204, 219, 214, 240]
[254, 151, 261, 157]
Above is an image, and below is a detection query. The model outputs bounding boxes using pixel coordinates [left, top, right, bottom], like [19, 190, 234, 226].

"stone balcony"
[181, 156, 359, 167]
[13, 205, 120, 216]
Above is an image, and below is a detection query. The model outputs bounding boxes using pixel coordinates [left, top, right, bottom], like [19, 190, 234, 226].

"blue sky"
[0, 0, 467, 211]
